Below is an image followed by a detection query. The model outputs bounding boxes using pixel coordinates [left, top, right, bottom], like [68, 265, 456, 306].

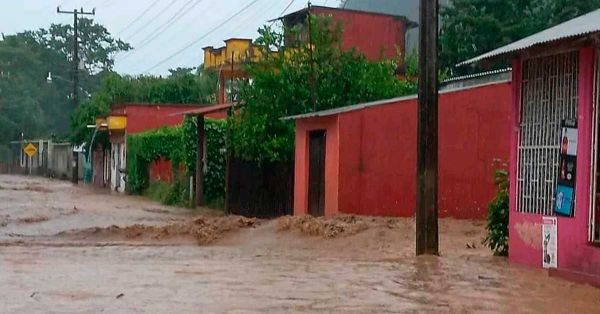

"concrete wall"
[293, 116, 340, 217]
[293, 81, 512, 219]
[508, 48, 600, 283]
[313, 7, 408, 61]
[6, 141, 84, 180]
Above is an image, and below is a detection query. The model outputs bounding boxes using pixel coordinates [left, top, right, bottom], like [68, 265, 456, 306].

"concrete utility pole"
[416, 0, 439, 256]
[196, 116, 205, 207]
[57, 6, 95, 185]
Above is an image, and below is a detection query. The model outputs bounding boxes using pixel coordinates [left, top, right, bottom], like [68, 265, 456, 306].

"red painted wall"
[313, 7, 407, 61]
[294, 116, 340, 217]
[111, 104, 195, 134]
[294, 81, 512, 219]
[508, 48, 600, 284]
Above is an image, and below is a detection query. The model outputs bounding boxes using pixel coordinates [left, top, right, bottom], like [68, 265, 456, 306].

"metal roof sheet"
[458, 9, 600, 66]
[169, 103, 235, 116]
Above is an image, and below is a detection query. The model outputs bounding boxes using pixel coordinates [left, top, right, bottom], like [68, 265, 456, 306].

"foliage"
[483, 169, 509, 256]
[231, 16, 417, 162]
[25, 18, 132, 73]
[126, 117, 226, 207]
[441, 0, 600, 74]
[0, 19, 130, 147]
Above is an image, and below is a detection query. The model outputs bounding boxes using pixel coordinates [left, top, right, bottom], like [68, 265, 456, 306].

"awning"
[458, 9, 600, 66]
[170, 103, 236, 116]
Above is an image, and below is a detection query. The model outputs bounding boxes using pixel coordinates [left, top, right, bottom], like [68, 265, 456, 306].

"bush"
[483, 169, 509, 256]
[127, 117, 226, 208]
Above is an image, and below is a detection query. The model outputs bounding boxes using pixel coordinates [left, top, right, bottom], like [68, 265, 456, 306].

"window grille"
[518, 51, 579, 215]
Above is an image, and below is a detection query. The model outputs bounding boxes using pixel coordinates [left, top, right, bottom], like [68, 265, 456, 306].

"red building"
[287, 79, 512, 219]
[462, 9, 600, 286]
[94, 104, 224, 192]
[279, 5, 417, 62]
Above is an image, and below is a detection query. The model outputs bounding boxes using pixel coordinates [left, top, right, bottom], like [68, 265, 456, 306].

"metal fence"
[517, 51, 579, 215]
[226, 158, 294, 218]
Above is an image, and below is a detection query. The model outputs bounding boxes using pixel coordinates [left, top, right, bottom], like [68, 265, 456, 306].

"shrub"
[483, 169, 509, 256]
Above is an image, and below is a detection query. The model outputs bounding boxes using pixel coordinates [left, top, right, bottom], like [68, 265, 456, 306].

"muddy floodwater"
[1, 175, 599, 313]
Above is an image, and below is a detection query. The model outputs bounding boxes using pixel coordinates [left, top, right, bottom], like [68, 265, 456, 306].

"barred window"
[518, 51, 579, 215]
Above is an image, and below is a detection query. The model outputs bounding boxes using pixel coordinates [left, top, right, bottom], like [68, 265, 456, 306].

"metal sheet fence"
[226, 158, 294, 218]
[518, 51, 579, 215]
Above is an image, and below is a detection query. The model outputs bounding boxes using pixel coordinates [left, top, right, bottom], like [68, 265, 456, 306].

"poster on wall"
[555, 119, 578, 217]
[542, 216, 558, 269]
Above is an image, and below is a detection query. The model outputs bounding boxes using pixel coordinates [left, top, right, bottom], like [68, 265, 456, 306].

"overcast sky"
[1, 0, 336, 75]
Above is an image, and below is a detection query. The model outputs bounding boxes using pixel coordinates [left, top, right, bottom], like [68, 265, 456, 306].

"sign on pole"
[23, 143, 37, 158]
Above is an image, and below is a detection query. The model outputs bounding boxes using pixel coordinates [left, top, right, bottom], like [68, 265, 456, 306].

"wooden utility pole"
[416, 0, 439, 256]
[57, 6, 95, 185]
[196, 116, 205, 206]
[307, 1, 317, 112]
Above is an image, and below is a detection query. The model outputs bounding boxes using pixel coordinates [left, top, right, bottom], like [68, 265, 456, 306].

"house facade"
[287, 76, 512, 219]
[462, 9, 600, 286]
[95, 104, 217, 192]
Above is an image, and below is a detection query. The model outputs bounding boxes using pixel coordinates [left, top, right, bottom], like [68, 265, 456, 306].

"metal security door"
[308, 131, 326, 217]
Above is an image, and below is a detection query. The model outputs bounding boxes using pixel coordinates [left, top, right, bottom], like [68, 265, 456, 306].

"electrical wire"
[118, 0, 207, 62]
[122, 0, 181, 43]
[279, 0, 297, 17]
[141, 0, 261, 74]
[117, 0, 162, 36]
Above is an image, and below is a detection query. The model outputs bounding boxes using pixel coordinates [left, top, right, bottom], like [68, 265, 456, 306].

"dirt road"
[0, 175, 599, 313]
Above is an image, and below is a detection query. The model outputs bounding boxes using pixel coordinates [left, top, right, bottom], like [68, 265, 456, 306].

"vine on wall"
[127, 117, 226, 207]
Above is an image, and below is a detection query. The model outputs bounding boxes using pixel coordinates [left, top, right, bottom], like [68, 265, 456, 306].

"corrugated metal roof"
[169, 103, 235, 116]
[458, 9, 600, 66]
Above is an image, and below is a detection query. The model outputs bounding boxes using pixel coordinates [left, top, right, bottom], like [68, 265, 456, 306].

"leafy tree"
[442, 0, 600, 73]
[231, 17, 416, 162]
[0, 18, 131, 154]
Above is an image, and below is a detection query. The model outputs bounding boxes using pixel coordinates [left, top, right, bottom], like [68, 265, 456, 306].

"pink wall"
[293, 116, 340, 216]
[293, 82, 512, 219]
[314, 7, 408, 61]
[508, 48, 600, 277]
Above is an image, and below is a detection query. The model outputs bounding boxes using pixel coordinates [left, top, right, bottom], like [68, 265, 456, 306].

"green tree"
[0, 18, 131, 152]
[441, 0, 600, 73]
[231, 17, 416, 162]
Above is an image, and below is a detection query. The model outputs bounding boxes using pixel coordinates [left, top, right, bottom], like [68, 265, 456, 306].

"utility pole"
[57, 6, 95, 185]
[416, 0, 439, 256]
[307, 1, 316, 112]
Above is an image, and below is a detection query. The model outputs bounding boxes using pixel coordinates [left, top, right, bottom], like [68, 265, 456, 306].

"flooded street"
[1, 175, 599, 313]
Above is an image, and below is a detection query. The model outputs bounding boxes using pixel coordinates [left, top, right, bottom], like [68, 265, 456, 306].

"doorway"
[308, 130, 326, 217]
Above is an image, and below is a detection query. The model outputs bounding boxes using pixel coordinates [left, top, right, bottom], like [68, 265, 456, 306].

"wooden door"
[308, 130, 326, 217]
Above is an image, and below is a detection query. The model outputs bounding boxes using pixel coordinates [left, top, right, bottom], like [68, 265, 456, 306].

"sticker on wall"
[555, 185, 575, 216]
[555, 119, 578, 217]
[542, 216, 558, 269]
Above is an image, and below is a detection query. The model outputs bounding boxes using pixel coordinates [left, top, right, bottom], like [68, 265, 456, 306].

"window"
[517, 51, 579, 215]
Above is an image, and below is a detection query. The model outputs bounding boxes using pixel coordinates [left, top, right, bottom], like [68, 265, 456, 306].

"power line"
[141, 0, 261, 74]
[119, 0, 206, 62]
[279, 0, 297, 17]
[122, 0, 181, 43]
[117, 0, 162, 36]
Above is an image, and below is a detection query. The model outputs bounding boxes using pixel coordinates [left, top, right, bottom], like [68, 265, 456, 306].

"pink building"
[462, 10, 600, 286]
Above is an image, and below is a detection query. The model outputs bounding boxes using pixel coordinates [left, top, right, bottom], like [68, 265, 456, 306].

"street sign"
[23, 143, 37, 157]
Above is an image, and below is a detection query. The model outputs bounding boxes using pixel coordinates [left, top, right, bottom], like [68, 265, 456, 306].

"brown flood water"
[0, 175, 599, 313]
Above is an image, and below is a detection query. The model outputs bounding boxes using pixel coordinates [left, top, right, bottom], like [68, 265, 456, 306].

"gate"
[227, 158, 294, 218]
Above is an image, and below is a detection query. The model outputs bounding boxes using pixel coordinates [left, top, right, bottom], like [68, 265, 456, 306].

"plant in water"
[483, 169, 509, 256]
